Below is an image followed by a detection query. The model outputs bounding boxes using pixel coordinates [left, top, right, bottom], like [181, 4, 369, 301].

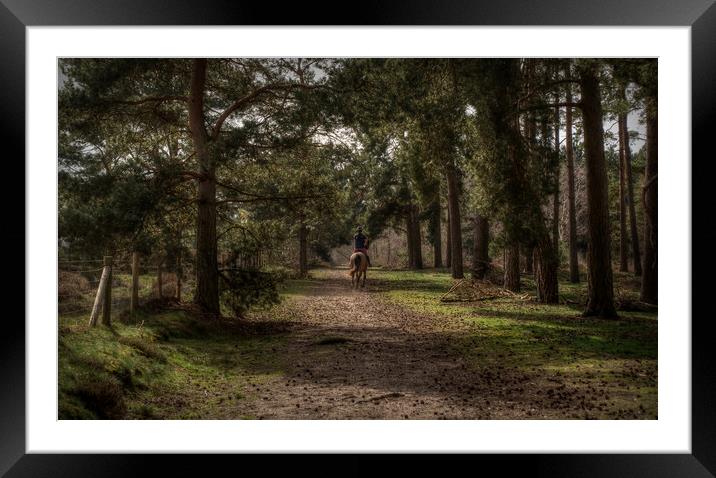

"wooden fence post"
[88, 261, 110, 327]
[102, 256, 112, 325]
[130, 252, 139, 314]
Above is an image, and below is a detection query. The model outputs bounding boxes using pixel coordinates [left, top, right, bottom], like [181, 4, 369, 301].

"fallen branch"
[439, 279, 466, 302]
[439, 279, 532, 303]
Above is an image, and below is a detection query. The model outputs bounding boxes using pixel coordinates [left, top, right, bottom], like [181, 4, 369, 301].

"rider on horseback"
[353, 226, 371, 267]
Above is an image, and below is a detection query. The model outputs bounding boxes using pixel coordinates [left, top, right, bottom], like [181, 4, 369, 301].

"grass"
[58, 270, 306, 420]
[58, 306, 288, 420]
[59, 266, 657, 420]
[360, 267, 658, 418]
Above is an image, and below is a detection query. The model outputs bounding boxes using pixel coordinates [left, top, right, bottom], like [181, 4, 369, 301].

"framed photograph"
[5, 0, 713, 474]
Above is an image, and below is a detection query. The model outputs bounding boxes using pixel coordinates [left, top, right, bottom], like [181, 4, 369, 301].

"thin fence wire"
[58, 258, 196, 322]
[58, 267, 105, 274]
[58, 259, 104, 264]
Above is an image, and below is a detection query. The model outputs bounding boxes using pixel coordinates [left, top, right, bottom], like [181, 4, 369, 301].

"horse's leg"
[362, 268, 367, 288]
[354, 257, 361, 288]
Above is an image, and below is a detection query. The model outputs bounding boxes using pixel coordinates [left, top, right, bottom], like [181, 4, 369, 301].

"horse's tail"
[348, 254, 356, 276]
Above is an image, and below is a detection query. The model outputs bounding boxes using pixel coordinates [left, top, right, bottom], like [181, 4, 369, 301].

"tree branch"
[210, 83, 321, 140]
[108, 95, 188, 106]
[216, 194, 328, 205]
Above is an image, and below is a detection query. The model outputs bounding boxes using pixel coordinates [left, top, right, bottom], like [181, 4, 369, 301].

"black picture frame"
[3, 0, 713, 475]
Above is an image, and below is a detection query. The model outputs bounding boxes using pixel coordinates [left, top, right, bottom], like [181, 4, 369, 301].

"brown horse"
[349, 251, 368, 288]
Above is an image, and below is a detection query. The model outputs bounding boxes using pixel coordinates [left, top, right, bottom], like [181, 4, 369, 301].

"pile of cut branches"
[613, 285, 658, 312]
[439, 278, 532, 303]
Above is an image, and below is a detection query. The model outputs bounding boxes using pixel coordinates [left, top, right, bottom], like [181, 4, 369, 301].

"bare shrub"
[58, 271, 90, 302]
[151, 272, 178, 299]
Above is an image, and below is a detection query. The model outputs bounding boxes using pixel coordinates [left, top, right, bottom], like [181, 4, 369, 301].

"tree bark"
[523, 245, 534, 273]
[640, 99, 658, 304]
[432, 200, 443, 268]
[411, 204, 423, 269]
[189, 58, 220, 314]
[553, 95, 561, 261]
[533, 104, 560, 304]
[504, 242, 521, 292]
[579, 63, 617, 318]
[620, 86, 643, 276]
[445, 210, 452, 269]
[406, 208, 415, 268]
[406, 205, 422, 269]
[534, 233, 559, 303]
[523, 76, 537, 277]
[472, 214, 489, 280]
[386, 236, 392, 268]
[618, 111, 629, 272]
[445, 163, 464, 278]
[565, 86, 580, 283]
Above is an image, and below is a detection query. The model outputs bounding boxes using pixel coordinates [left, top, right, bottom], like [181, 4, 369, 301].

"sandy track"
[237, 270, 558, 420]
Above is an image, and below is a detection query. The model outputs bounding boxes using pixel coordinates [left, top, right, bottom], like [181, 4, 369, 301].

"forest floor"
[58, 267, 657, 420]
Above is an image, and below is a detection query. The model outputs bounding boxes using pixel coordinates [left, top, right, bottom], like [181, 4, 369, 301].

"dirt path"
[61, 268, 655, 420]
[235, 269, 552, 420]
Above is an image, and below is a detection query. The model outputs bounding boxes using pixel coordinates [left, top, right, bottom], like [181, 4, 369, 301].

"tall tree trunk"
[472, 214, 489, 279]
[523, 78, 537, 277]
[618, 111, 630, 272]
[536, 110, 560, 304]
[565, 86, 580, 283]
[445, 163, 464, 278]
[552, 194, 560, 262]
[406, 205, 422, 269]
[432, 200, 442, 268]
[620, 86, 643, 276]
[189, 58, 220, 315]
[579, 63, 617, 318]
[553, 95, 561, 261]
[445, 210, 452, 268]
[534, 232, 559, 303]
[504, 241, 521, 292]
[523, 245, 534, 273]
[387, 236, 392, 269]
[412, 204, 423, 269]
[298, 220, 308, 277]
[406, 207, 414, 268]
[640, 99, 658, 304]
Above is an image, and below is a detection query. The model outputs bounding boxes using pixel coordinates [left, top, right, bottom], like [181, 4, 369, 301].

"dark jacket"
[354, 233, 368, 250]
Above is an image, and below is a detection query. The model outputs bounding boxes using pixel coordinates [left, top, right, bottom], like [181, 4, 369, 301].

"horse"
[348, 251, 368, 288]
